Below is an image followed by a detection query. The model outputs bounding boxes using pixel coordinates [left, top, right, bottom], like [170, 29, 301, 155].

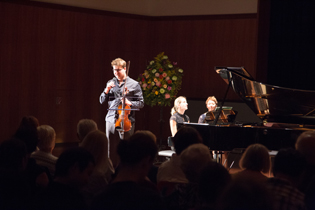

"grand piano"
[183, 67, 315, 151]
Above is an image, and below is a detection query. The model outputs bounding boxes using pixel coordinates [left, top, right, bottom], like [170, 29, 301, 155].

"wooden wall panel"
[148, 16, 257, 140]
[150, 16, 257, 101]
[0, 2, 257, 147]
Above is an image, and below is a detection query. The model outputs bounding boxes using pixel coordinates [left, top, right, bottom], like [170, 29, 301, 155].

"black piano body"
[182, 122, 312, 151]
[183, 67, 315, 151]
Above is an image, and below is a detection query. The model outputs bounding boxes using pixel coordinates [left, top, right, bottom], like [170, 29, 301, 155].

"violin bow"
[119, 61, 130, 137]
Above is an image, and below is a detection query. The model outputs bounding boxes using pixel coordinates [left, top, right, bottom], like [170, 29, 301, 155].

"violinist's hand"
[105, 81, 115, 94]
[123, 98, 132, 106]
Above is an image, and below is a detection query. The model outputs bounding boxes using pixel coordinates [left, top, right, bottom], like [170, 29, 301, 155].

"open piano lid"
[215, 67, 315, 127]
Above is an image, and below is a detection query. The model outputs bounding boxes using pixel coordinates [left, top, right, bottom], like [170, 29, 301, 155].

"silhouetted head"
[173, 126, 203, 155]
[80, 130, 109, 174]
[273, 148, 307, 178]
[239, 143, 270, 173]
[199, 161, 231, 206]
[296, 130, 315, 165]
[55, 147, 95, 188]
[14, 116, 39, 154]
[117, 130, 158, 166]
[37, 125, 56, 153]
[180, 143, 212, 182]
[77, 119, 98, 142]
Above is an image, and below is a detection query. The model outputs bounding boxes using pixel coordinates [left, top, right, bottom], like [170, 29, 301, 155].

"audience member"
[163, 143, 213, 210]
[77, 119, 98, 143]
[79, 130, 115, 206]
[180, 143, 212, 183]
[145, 130, 159, 184]
[295, 130, 315, 209]
[14, 116, 39, 155]
[13, 116, 51, 191]
[217, 176, 274, 210]
[91, 130, 165, 210]
[232, 143, 271, 182]
[197, 161, 231, 210]
[0, 138, 32, 210]
[157, 126, 202, 184]
[34, 147, 95, 210]
[31, 125, 58, 176]
[296, 130, 315, 165]
[266, 148, 307, 210]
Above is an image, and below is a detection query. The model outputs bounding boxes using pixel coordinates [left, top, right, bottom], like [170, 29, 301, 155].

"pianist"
[170, 96, 190, 136]
[198, 96, 218, 123]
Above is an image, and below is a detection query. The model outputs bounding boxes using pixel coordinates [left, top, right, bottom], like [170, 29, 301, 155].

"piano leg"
[213, 151, 225, 164]
[213, 151, 235, 171]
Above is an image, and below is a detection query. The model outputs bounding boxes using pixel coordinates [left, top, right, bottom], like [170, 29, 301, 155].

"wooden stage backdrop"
[0, 1, 259, 149]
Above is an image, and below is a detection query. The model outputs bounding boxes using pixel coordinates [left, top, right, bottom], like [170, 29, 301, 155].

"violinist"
[198, 96, 218, 123]
[99, 58, 144, 168]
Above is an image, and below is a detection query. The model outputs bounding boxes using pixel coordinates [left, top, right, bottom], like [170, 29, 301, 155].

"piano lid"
[215, 67, 315, 126]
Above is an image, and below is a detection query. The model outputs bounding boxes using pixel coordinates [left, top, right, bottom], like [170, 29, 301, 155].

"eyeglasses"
[113, 68, 124, 72]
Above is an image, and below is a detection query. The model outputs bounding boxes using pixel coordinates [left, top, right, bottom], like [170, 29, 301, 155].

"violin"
[115, 103, 132, 132]
[115, 61, 132, 132]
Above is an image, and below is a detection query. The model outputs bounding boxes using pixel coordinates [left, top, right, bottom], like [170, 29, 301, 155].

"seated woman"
[169, 96, 189, 137]
[198, 96, 218, 123]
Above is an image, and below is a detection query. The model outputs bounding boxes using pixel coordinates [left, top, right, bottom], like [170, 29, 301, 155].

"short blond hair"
[206, 96, 218, 105]
[111, 58, 126, 68]
[296, 130, 315, 164]
[37, 125, 56, 152]
[180, 143, 212, 182]
[239, 143, 270, 173]
[77, 119, 98, 141]
[171, 96, 186, 115]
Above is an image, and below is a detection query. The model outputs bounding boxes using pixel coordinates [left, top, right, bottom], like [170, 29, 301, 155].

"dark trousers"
[105, 121, 135, 168]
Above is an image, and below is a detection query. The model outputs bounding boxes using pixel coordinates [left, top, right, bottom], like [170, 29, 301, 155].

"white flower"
[168, 64, 173, 68]
[150, 60, 154, 65]
[178, 69, 183, 73]
[162, 55, 168, 59]
[152, 69, 156, 73]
